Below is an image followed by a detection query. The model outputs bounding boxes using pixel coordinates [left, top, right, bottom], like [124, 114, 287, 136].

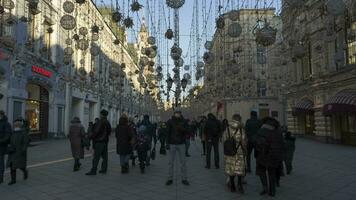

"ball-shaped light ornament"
[123, 17, 134, 28]
[91, 33, 99, 41]
[255, 23, 277, 47]
[3, 0, 15, 9]
[156, 66, 163, 73]
[148, 61, 155, 67]
[60, 15, 76, 30]
[91, 25, 99, 34]
[63, 55, 72, 65]
[157, 73, 163, 81]
[147, 48, 157, 59]
[77, 39, 89, 50]
[79, 27, 88, 36]
[147, 36, 156, 45]
[64, 47, 74, 55]
[229, 10, 239, 21]
[112, 11, 122, 23]
[204, 41, 213, 50]
[325, 0, 346, 16]
[139, 56, 149, 66]
[165, 29, 174, 39]
[183, 73, 191, 80]
[131, 1, 143, 12]
[197, 61, 205, 68]
[216, 16, 225, 29]
[203, 52, 215, 64]
[174, 58, 184, 67]
[228, 23, 242, 38]
[63, 1, 75, 13]
[184, 65, 190, 71]
[166, 0, 185, 9]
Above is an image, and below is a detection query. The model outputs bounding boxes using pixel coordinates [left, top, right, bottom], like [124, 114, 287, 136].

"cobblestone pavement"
[1, 138, 356, 200]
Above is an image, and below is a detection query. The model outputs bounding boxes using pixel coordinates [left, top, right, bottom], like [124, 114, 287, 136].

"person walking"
[116, 115, 135, 174]
[244, 111, 262, 173]
[68, 117, 86, 171]
[284, 131, 296, 175]
[185, 119, 194, 157]
[0, 110, 11, 184]
[199, 116, 207, 155]
[204, 113, 221, 169]
[158, 122, 168, 155]
[7, 118, 29, 185]
[223, 114, 247, 193]
[128, 117, 138, 166]
[255, 117, 284, 197]
[136, 115, 155, 173]
[166, 111, 189, 186]
[86, 110, 111, 175]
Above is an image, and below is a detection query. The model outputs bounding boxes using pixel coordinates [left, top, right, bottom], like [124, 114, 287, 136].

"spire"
[140, 17, 147, 32]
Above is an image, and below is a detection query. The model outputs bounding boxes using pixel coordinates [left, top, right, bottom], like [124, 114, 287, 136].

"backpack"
[223, 128, 242, 156]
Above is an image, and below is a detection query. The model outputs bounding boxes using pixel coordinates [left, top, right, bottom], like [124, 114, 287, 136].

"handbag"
[223, 128, 238, 156]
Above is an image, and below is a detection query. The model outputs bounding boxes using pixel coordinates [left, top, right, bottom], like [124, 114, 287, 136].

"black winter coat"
[255, 124, 284, 169]
[204, 118, 221, 140]
[0, 117, 12, 155]
[166, 117, 188, 145]
[245, 116, 262, 143]
[116, 125, 134, 155]
[7, 129, 29, 169]
[91, 118, 111, 143]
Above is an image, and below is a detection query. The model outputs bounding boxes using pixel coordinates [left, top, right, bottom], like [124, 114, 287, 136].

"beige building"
[282, 0, 356, 145]
[196, 9, 286, 123]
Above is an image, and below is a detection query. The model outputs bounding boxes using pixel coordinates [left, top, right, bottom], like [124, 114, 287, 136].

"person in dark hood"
[136, 115, 156, 173]
[158, 122, 168, 155]
[0, 110, 11, 184]
[166, 111, 190, 186]
[255, 117, 284, 197]
[116, 114, 134, 174]
[204, 113, 222, 169]
[284, 130, 296, 175]
[68, 117, 86, 171]
[244, 111, 262, 173]
[7, 118, 29, 185]
[199, 116, 207, 155]
[86, 110, 111, 175]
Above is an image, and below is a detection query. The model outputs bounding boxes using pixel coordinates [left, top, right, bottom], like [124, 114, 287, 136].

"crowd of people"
[0, 108, 296, 197]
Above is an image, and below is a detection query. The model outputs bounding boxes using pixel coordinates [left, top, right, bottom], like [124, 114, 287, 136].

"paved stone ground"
[1, 138, 356, 200]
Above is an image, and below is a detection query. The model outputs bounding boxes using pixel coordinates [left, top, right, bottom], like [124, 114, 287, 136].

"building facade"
[0, 0, 156, 139]
[281, 0, 356, 145]
[197, 9, 286, 123]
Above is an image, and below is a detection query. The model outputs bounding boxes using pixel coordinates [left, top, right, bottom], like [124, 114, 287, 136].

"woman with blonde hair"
[223, 114, 247, 193]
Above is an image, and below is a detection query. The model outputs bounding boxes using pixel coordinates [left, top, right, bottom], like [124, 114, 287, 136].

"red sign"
[32, 66, 52, 78]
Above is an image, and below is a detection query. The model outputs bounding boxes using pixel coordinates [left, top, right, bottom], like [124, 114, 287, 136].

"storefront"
[293, 98, 315, 135]
[323, 90, 356, 146]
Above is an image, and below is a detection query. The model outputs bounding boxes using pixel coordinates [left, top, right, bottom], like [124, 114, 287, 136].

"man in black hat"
[86, 110, 112, 175]
[0, 110, 11, 184]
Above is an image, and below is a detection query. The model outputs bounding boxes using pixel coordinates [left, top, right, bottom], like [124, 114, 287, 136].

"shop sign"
[32, 66, 52, 78]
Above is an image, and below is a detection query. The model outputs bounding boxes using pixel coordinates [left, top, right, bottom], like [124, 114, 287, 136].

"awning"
[293, 98, 314, 115]
[323, 90, 356, 115]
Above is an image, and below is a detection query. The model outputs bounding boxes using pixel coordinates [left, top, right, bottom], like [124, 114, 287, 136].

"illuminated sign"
[31, 66, 52, 78]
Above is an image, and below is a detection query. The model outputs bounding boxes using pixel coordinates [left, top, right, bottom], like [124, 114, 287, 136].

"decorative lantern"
[166, 0, 185, 9]
[203, 52, 215, 64]
[255, 22, 277, 47]
[229, 10, 239, 21]
[228, 23, 242, 38]
[216, 16, 225, 29]
[147, 36, 156, 45]
[112, 11, 122, 23]
[79, 27, 88, 36]
[165, 29, 174, 39]
[91, 25, 99, 33]
[63, 1, 75, 13]
[60, 15, 76, 30]
[124, 17, 134, 28]
[76, 39, 89, 50]
[325, 0, 346, 16]
[131, 1, 143, 12]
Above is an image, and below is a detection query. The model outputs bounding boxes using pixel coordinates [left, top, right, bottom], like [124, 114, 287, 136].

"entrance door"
[259, 108, 270, 119]
[25, 84, 49, 139]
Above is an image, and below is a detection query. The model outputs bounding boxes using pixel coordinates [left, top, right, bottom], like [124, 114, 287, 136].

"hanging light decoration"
[171, 45, 182, 60]
[165, 29, 174, 39]
[63, 1, 75, 13]
[147, 36, 156, 45]
[76, 39, 89, 50]
[166, 0, 185, 9]
[203, 52, 215, 64]
[91, 25, 99, 34]
[216, 16, 225, 29]
[181, 78, 188, 91]
[79, 27, 88, 36]
[228, 23, 242, 38]
[229, 10, 239, 21]
[60, 15, 76, 30]
[131, 1, 143, 12]
[112, 11, 122, 23]
[255, 21, 277, 47]
[184, 65, 190, 71]
[204, 41, 213, 50]
[123, 17, 134, 28]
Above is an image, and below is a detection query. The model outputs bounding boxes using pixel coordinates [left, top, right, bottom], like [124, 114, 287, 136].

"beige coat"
[223, 120, 247, 176]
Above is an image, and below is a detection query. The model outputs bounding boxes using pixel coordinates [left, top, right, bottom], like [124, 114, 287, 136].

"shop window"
[257, 81, 267, 97]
